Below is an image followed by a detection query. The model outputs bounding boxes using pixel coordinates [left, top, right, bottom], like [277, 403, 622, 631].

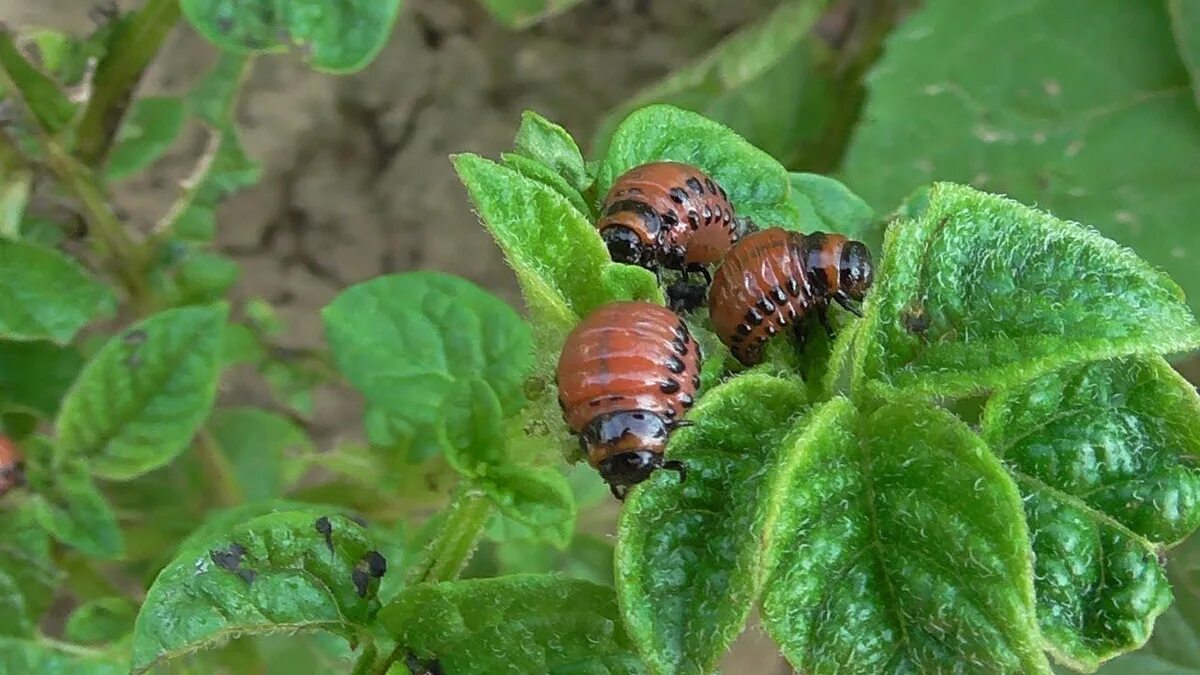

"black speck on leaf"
[365, 551, 387, 578]
[211, 543, 247, 573]
[123, 329, 147, 345]
[315, 516, 334, 553]
[351, 568, 370, 598]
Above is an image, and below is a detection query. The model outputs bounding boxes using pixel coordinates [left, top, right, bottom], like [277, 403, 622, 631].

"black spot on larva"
[672, 338, 688, 356]
[632, 412, 646, 421]
[766, 325, 778, 336]
[787, 277, 801, 297]
[315, 516, 334, 553]
[703, 206, 712, 222]
[685, 177, 703, 194]
[691, 375, 701, 388]
[660, 379, 681, 394]
[366, 551, 387, 578]
[589, 399, 602, 407]
[757, 298, 776, 314]
[680, 394, 695, 408]
[666, 356, 686, 374]
[352, 568, 370, 598]
[772, 286, 788, 304]
[730, 333, 743, 343]
[664, 408, 677, 419]
[719, 185, 728, 200]
[704, 178, 717, 194]
[736, 323, 752, 336]
[669, 188, 687, 204]
[661, 210, 678, 226]
[687, 211, 700, 229]
[745, 307, 765, 326]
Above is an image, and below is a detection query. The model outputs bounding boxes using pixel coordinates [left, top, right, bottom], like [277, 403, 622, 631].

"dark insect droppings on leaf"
[123, 329, 147, 345]
[349, 514, 368, 528]
[365, 551, 387, 578]
[315, 516, 334, 553]
[351, 568, 370, 598]
[903, 307, 930, 334]
[237, 568, 257, 584]
[210, 543, 253, 583]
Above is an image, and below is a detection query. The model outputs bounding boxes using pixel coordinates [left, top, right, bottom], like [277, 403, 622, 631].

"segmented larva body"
[555, 301, 701, 499]
[596, 161, 747, 273]
[708, 228, 875, 366]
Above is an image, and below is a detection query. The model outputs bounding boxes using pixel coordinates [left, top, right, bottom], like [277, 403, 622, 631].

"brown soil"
[6, 0, 792, 671]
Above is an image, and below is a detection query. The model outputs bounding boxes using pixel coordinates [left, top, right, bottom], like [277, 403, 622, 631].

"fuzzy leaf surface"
[0, 238, 114, 344]
[983, 357, 1200, 669]
[762, 399, 1049, 673]
[55, 304, 228, 480]
[853, 183, 1200, 399]
[616, 373, 807, 674]
[380, 574, 643, 673]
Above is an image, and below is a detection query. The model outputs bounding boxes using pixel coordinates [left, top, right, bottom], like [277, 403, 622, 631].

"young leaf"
[0, 637, 123, 675]
[983, 357, 1200, 669]
[475, 464, 576, 549]
[65, 597, 138, 644]
[55, 303, 229, 480]
[1170, 0, 1200, 107]
[207, 407, 313, 501]
[512, 111, 590, 193]
[0, 340, 83, 417]
[0, 238, 115, 344]
[0, 507, 58, 637]
[840, 0, 1200, 313]
[787, 172, 877, 241]
[29, 460, 125, 559]
[379, 574, 643, 673]
[179, 0, 404, 73]
[131, 511, 386, 674]
[501, 152, 592, 219]
[592, 1, 831, 169]
[761, 398, 1049, 673]
[105, 96, 186, 180]
[616, 372, 807, 674]
[597, 104, 800, 229]
[452, 153, 661, 351]
[475, 0, 586, 28]
[0, 30, 76, 134]
[324, 272, 531, 427]
[853, 183, 1200, 400]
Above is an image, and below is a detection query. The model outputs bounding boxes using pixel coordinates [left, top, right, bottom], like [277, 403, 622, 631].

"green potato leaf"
[596, 104, 800, 229]
[0, 507, 58, 637]
[65, 597, 138, 644]
[983, 357, 1200, 669]
[323, 272, 532, 434]
[179, 0, 404, 73]
[131, 511, 386, 674]
[106, 96, 187, 180]
[0, 238, 115, 344]
[207, 407, 313, 501]
[840, 0, 1200, 314]
[0, 340, 83, 417]
[1170, 0, 1200, 108]
[512, 110, 590, 194]
[593, 1, 831, 170]
[55, 303, 229, 480]
[475, 464, 576, 550]
[452, 152, 661, 355]
[28, 460, 124, 559]
[616, 372, 807, 674]
[0, 637, 123, 675]
[762, 398, 1049, 674]
[380, 573, 643, 673]
[501, 152, 591, 221]
[853, 183, 1200, 400]
[787, 172, 877, 242]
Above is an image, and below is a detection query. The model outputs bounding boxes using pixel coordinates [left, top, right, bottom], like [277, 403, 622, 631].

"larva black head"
[838, 240, 874, 301]
[582, 410, 689, 498]
[601, 226, 654, 268]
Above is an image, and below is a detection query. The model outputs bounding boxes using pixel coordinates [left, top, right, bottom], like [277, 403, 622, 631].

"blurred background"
[4, 0, 1198, 672]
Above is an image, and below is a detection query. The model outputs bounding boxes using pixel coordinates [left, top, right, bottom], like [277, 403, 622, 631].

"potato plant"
[0, 2, 1198, 675]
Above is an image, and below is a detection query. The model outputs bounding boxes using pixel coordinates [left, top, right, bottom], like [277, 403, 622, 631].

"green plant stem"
[194, 429, 243, 507]
[74, 0, 183, 168]
[36, 633, 106, 658]
[407, 488, 492, 584]
[361, 488, 493, 675]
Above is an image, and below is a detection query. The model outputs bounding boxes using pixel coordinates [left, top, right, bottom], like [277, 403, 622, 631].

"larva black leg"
[793, 320, 809, 354]
[834, 293, 864, 317]
[685, 263, 712, 285]
[669, 419, 695, 430]
[662, 460, 687, 483]
[610, 484, 628, 501]
[667, 278, 707, 314]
